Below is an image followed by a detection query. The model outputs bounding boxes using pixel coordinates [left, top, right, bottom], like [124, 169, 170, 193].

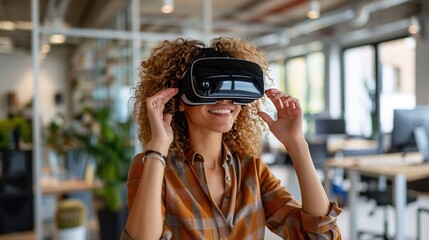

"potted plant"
[55, 199, 87, 240]
[0, 115, 31, 151]
[43, 117, 80, 180]
[75, 107, 133, 240]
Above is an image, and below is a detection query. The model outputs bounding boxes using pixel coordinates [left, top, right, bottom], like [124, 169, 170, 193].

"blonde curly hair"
[134, 37, 270, 159]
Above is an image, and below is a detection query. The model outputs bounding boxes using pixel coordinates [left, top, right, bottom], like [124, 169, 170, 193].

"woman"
[122, 37, 342, 239]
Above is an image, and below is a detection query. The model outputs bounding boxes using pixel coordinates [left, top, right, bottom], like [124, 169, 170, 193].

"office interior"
[0, 0, 429, 239]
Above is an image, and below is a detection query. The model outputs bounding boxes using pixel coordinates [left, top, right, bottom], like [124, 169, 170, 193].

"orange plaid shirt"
[123, 145, 342, 239]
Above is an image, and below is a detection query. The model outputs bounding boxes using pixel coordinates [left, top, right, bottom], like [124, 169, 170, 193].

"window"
[285, 52, 325, 115]
[343, 45, 376, 137]
[342, 37, 416, 138]
[379, 37, 416, 133]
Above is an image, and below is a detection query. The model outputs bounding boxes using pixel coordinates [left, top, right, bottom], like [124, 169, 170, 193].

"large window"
[285, 52, 325, 115]
[343, 45, 376, 137]
[379, 38, 416, 133]
[342, 37, 416, 138]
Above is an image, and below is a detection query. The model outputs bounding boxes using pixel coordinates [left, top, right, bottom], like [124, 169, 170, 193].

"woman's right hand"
[145, 88, 179, 155]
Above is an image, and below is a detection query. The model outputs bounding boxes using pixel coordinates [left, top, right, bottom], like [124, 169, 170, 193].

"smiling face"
[181, 100, 242, 134]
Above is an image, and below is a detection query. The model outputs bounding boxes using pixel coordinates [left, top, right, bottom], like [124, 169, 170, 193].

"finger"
[282, 96, 301, 109]
[266, 89, 301, 110]
[265, 89, 289, 110]
[147, 88, 179, 109]
[258, 111, 274, 127]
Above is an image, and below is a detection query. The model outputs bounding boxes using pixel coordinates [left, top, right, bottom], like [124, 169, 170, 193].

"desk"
[327, 138, 377, 154]
[41, 179, 98, 195]
[324, 152, 429, 240]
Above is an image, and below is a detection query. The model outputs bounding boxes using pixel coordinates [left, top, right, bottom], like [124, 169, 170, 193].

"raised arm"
[124, 88, 178, 239]
[258, 88, 330, 216]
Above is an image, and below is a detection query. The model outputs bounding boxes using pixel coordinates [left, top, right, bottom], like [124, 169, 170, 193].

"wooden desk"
[0, 231, 35, 240]
[324, 152, 429, 240]
[41, 179, 98, 195]
[327, 138, 377, 154]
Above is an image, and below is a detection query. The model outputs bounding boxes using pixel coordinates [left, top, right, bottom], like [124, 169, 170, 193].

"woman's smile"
[207, 105, 235, 116]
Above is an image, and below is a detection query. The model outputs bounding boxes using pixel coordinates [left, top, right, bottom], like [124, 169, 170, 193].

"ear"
[179, 101, 185, 112]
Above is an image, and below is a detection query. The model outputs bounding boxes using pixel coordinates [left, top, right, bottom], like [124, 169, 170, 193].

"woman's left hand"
[258, 88, 304, 148]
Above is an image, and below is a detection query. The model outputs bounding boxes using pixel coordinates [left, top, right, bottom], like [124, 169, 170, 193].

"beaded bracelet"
[142, 150, 167, 167]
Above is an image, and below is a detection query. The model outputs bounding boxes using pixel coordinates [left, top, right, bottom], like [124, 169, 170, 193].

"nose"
[216, 99, 233, 104]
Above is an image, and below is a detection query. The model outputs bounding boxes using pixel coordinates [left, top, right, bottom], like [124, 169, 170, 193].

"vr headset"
[178, 49, 265, 105]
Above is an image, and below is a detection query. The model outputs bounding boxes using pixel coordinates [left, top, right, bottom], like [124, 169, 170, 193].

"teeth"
[209, 109, 232, 114]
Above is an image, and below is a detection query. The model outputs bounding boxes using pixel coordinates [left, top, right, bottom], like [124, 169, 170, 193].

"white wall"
[0, 47, 70, 125]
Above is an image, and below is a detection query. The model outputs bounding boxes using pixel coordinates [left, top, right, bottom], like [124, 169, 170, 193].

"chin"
[210, 125, 234, 133]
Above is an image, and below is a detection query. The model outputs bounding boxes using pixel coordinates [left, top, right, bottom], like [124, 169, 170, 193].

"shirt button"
[225, 176, 231, 181]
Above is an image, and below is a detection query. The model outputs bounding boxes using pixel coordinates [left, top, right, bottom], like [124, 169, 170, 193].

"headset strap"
[201, 48, 224, 58]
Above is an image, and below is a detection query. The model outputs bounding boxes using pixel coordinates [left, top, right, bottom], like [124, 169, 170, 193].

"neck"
[189, 131, 223, 170]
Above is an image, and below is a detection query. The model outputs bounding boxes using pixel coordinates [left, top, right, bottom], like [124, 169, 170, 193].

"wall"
[0, 47, 70, 125]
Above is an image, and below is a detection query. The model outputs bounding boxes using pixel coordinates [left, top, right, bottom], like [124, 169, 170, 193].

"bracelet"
[142, 150, 167, 167]
[144, 150, 167, 160]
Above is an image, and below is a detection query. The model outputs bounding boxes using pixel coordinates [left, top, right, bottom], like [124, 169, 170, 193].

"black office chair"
[357, 189, 417, 240]
[340, 148, 418, 240]
[408, 178, 429, 240]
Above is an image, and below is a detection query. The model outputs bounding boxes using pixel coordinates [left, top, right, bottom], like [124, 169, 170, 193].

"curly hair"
[133, 37, 270, 159]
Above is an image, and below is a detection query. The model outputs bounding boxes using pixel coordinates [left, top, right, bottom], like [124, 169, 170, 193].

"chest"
[204, 167, 225, 208]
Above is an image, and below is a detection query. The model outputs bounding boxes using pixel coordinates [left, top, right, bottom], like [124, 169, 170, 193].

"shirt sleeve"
[256, 157, 342, 239]
[124, 153, 173, 239]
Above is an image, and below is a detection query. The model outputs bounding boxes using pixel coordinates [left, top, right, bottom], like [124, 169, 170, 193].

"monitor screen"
[391, 106, 429, 153]
[314, 118, 346, 135]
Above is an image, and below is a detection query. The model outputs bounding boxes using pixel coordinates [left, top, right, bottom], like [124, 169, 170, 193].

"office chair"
[340, 148, 418, 240]
[408, 178, 429, 240]
[357, 189, 417, 240]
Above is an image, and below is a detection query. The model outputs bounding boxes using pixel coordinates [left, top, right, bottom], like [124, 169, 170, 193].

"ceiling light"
[408, 16, 420, 35]
[161, 0, 174, 13]
[0, 21, 15, 31]
[49, 34, 66, 44]
[353, 5, 370, 27]
[307, 0, 320, 19]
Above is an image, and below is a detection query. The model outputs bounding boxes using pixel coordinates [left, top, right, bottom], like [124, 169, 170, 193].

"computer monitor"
[314, 118, 346, 135]
[391, 106, 429, 154]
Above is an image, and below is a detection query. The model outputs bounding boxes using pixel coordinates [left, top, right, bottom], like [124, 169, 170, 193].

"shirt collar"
[183, 142, 233, 166]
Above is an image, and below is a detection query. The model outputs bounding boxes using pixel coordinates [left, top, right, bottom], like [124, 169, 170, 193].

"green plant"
[76, 108, 133, 211]
[43, 118, 79, 156]
[0, 116, 31, 150]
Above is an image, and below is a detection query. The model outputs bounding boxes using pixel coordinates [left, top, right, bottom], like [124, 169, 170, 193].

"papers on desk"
[354, 152, 425, 166]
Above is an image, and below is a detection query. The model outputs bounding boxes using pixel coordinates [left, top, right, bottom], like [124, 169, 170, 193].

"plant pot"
[58, 226, 86, 240]
[98, 206, 128, 240]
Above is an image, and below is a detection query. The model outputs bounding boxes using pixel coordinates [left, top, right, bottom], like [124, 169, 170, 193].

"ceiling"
[0, 0, 427, 56]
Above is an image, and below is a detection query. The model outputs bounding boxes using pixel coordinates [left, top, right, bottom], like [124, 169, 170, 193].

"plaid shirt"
[123, 145, 342, 239]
